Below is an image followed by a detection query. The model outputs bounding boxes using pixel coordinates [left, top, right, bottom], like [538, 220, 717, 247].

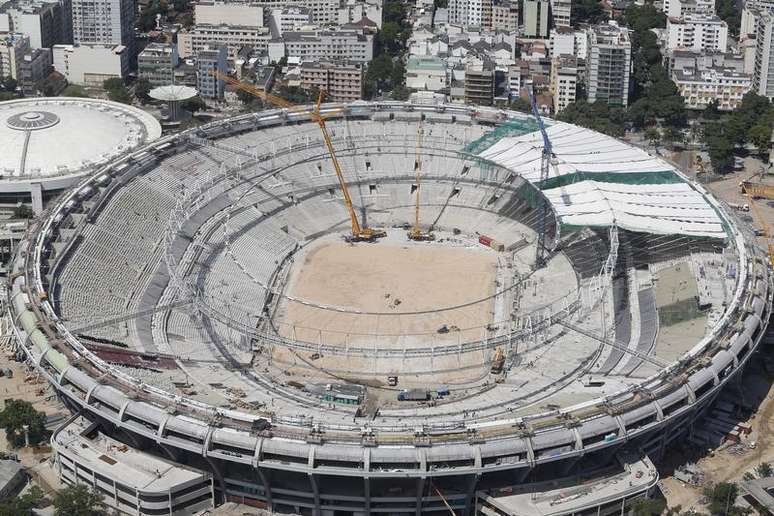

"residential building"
[337, 0, 382, 29]
[196, 43, 227, 99]
[71, 0, 134, 54]
[549, 27, 588, 59]
[663, 0, 714, 19]
[672, 66, 751, 110]
[300, 60, 362, 101]
[253, 0, 337, 24]
[523, 0, 550, 38]
[754, 11, 774, 97]
[551, 54, 578, 112]
[52, 43, 128, 86]
[586, 21, 631, 106]
[666, 14, 728, 52]
[194, 1, 263, 28]
[491, 0, 518, 31]
[269, 7, 313, 36]
[666, 49, 746, 74]
[137, 42, 178, 86]
[0, 0, 70, 49]
[448, 0, 492, 28]
[0, 32, 29, 79]
[550, 0, 572, 28]
[406, 55, 447, 91]
[177, 24, 271, 59]
[464, 56, 494, 105]
[19, 47, 50, 94]
[741, 0, 774, 36]
[278, 29, 374, 63]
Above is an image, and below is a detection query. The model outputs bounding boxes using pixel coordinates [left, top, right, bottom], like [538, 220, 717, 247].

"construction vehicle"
[740, 181, 774, 200]
[213, 71, 386, 243]
[397, 388, 430, 401]
[744, 190, 774, 267]
[490, 347, 505, 374]
[408, 119, 434, 241]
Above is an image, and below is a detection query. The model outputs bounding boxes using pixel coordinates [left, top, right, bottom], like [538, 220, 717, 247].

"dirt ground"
[276, 241, 497, 342]
[269, 241, 499, 385]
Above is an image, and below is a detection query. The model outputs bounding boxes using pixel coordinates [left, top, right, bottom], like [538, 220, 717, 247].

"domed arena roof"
[0, 98, 161, 192]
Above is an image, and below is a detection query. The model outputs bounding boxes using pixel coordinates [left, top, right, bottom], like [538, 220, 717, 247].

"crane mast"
[212, 71, 385, 242]
[408, 119, 434, 241]
[527, 87, 553, 269]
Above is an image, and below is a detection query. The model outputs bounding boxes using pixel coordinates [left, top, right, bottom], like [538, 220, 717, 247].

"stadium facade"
[7, 101, 772, 515]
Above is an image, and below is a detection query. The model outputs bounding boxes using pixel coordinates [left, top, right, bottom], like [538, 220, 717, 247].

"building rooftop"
[55, 416, 208, 492]
[0, 460, 22, 494]
[407, 55, 446, 71]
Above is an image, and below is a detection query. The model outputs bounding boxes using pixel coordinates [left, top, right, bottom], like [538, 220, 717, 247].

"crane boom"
[527, 87, 552, 269]
[408, 119, 434, 241]
[213, 71, 384, 242]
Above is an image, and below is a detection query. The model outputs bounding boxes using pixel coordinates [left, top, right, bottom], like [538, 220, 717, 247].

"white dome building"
[0, 98, 161, 212]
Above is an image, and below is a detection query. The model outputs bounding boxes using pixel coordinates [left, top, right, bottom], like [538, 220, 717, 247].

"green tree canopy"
[0, 485, 43, 516]
[0, 399, 48, 448]
[53, 484, 105, 516]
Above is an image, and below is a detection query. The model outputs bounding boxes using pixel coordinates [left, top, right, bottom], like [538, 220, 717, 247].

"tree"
[756, 462, 774, 478]
[748, 124, 772, 155]
[0, 399, 48, 448]
[0, 485, 43, 516]
[103, 77, 132, 104]
[0, 76, 17, 93]
[702, 482, 748, 516]
[134, 78, 152, 103]
[572, 0, 608, 25]
[630, 497, 667, 516]
[644, 127, 661, 147]
[509, 97, 532, 113]
[61, 84, 89, 98]
[662, 126, 684, 149]
[716, 0, 740, 37]
[53, 484, 105, 516]
[181, 95, 206, 112]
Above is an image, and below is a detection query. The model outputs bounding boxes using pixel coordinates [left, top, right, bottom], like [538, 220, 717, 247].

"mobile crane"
[213, 71, 386, 242]
[408, 119, 435, 241]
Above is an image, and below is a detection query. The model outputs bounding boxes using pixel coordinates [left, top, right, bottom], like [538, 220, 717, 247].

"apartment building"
[551, 54, 578, 112]
[550, 0, 572, 28]
[464, 56, 494, 105]
[19, 47, 50, 94]
[0, 32, 29, 80]
[279, 29, 373, 63]
[672, 66, 751, 110]
[300, 61, 363, 101]
[448, 0, 492, 28]
[52, 43, 128, 86]
[194, 1, 263, 28]
[666, 14, 728, 52]
[406, 55, 447, 91]
[196, 43, 227, 99]
[71, 0, 134, 54]
[0, 0, 70, 49]
[754, 11, 774, 97]
[177, 24, 271, 59]
[663, 0, 714, 19]
[586, 21, 631, 106]
[138, 43, 178, 86]
[337, 0, 382, 29]
[523, 0, 550, 38]
[491, 0, 518, 31]
[269, 7, 313, 36]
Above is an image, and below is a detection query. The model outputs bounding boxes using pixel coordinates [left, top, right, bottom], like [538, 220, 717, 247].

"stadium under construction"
[7, 101, 773, 515]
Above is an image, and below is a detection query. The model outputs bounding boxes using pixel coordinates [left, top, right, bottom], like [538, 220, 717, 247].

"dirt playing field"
[267, 240, 500, 385]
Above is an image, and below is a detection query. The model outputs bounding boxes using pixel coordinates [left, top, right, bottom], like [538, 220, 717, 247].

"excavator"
[213, 71, 386, 242]
[408, 119, 434, 241]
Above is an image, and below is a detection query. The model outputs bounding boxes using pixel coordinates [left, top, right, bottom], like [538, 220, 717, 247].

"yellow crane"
[745, 191, 774, 267]
[214, 71, 385, 242]
[408, 119, 434, 241]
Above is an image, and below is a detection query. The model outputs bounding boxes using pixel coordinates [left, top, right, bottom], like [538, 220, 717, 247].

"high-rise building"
[551, 54, 578, 113]
[523, 0, 550, 38]
[672, 66, 751, 110]
[741, 0, 774, 36]
[0, 0, 71, 49]
[586, 21, 631, 106]
[71, 0, 134, 53]
[194, 1, 264, 28]
[19, 46, 51, 94]
[663, 0, 714, 19]
[0, 32, 30, 79]
[550, 0, 571, 27]
[754, 11, 774, 97]
[491, 0, 518, 31]
[138, 43, 179, 86]
[196, 43, 227, 99]
[448, 0, 493, 28]
[52, 43, 128, 86]
[666, 14, 728, 52]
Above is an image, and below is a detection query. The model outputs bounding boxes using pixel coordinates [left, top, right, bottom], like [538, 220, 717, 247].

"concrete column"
[30, 183, 43, 215]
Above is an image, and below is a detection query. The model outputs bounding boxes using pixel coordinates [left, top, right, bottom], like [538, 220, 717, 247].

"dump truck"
[490, 348, 505, 374]
[398, 389, 430, 401]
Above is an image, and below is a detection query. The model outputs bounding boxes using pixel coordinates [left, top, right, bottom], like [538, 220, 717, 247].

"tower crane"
[408, 119, 435, 241]
[213, 71, 386, 242]
[527, 87, 554, 270]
